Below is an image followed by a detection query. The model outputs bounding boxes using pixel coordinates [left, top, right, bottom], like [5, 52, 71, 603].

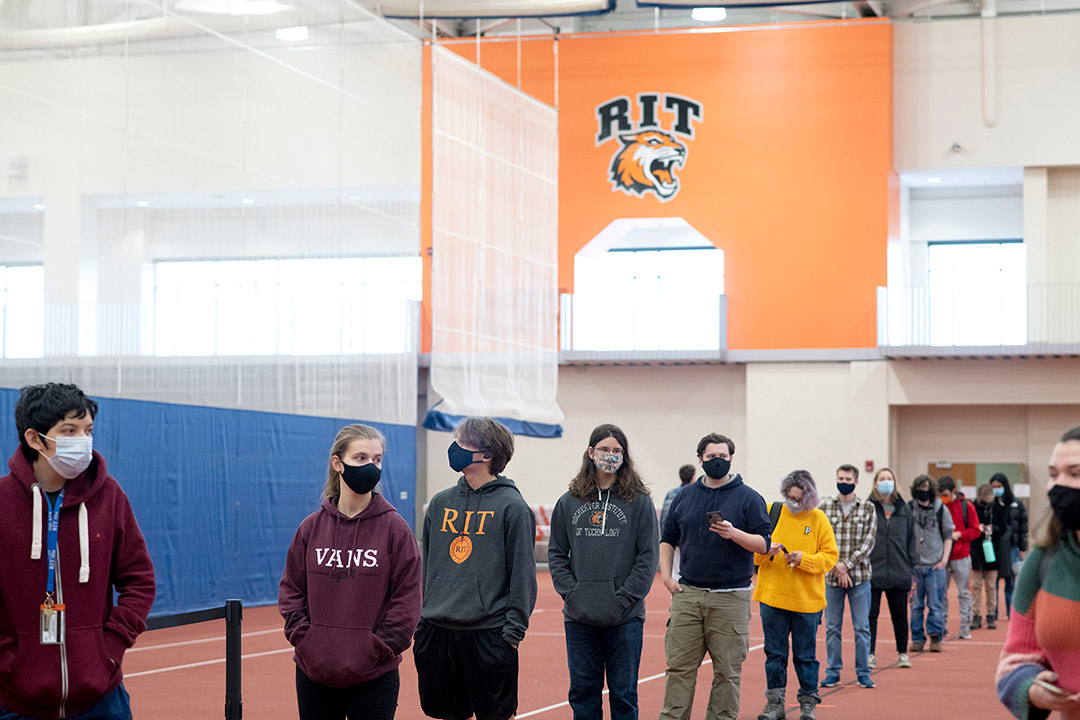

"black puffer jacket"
[869, 498, 918, 590]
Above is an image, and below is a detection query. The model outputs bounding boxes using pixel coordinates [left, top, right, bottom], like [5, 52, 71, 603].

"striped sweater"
[995, 530, 1080, 720]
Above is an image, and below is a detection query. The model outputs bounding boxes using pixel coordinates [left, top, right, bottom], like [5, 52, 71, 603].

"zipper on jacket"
[57, 546, 69, 718]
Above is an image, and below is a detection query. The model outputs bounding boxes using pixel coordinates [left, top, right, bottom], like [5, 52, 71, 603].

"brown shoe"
[910, 641, 925, 652]
[929, 634, 942, 652]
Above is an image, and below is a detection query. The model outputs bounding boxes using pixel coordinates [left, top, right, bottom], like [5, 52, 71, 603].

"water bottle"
[982, 531, 996, 564]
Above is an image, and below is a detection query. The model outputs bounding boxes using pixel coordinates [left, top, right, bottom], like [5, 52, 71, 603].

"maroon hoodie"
[0, 448, 155, 719]
[278, 492, 422, 688]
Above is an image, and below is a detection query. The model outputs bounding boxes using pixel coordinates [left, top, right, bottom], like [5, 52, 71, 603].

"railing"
[878, 283, 1080, 350]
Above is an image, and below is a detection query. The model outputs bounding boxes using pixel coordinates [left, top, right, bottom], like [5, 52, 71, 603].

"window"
[0, 265, 44, 358]
[151, 257, 422, 356]
[927, 241, 1025, 346]
[570, 247, 724, 351]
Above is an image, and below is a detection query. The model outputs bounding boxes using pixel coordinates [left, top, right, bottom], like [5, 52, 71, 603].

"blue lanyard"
[45, 489, 64, 595]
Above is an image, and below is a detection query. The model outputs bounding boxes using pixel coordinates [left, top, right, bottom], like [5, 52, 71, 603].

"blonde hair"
[322, 424, 386, 499]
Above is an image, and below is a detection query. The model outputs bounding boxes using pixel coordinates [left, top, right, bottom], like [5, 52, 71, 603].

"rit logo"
[595, 93, 703, 145]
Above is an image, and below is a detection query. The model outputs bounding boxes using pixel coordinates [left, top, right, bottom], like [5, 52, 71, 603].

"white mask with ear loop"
[41, 435, 93, 479]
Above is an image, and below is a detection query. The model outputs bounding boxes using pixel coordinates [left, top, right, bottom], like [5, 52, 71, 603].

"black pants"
[869, 587, 909, 655]
[295, 665, 399, 720]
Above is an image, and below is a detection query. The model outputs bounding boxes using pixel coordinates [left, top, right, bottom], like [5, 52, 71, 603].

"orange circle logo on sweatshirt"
[450, 535, 473, 564]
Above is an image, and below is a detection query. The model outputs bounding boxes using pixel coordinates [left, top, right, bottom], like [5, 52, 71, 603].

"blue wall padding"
[0, 388, 416, 617]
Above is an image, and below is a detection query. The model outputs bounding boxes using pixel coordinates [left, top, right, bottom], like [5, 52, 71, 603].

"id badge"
[40, 603, 65, 645]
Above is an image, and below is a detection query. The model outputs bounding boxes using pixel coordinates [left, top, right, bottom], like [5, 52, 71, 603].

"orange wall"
[426, 22, 893, 350]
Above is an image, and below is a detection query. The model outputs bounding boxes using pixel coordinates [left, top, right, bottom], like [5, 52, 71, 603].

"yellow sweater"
[753, 503, 838, 614]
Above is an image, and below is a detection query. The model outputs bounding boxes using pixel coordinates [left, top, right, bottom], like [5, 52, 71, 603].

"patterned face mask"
[592, 452, 623, 475]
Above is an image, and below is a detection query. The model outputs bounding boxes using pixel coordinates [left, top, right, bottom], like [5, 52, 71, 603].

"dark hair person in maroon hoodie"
[278, 424, 422, 720]
[0, 383, 155, 720]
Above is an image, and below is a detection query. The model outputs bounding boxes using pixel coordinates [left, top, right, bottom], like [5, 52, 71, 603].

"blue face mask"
[993, 486, 1005, 497]
[837, 482, 856, 496]
[877, 480, 894, 496]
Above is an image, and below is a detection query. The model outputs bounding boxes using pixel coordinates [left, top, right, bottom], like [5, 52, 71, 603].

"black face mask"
[341, 462, 381, 495]
[448, 442, 480, 473]
[837, 482, 856, 496]
[1049, 484, 1080, 530]
[913, 488, 934, 503]
[702, 457, 731, 480]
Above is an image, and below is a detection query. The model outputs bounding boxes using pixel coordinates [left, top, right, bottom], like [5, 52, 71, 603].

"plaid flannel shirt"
[821, 496, 877, 587]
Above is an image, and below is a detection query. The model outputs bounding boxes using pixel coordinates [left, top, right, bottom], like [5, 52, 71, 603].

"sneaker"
[898, 653, 912, 668]
[929, 634, 942, 652]
[959, 631, 972, 640]
[799, 697, 817, 720]
[868, 653, 877, 669]
[858, 677, 876, 689]
[758, 690, 786, 720]
[910, 641, 925, 652]
[819, 675, 841, 688]
[987, 617, 998, 629]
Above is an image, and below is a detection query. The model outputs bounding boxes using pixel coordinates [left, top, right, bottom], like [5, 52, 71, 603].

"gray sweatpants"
[943, 555, 972, 637]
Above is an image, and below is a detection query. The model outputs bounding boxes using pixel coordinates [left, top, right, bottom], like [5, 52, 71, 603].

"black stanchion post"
[224, 599, 243, 720]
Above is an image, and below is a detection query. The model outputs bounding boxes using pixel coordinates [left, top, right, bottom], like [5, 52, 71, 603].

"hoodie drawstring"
[29, 484, 90, 583]
[597, 486, 609, 535]
[31, 485, 43, 560]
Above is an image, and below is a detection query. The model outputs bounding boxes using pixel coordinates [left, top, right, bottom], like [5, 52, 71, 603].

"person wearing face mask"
[868, 468, 918, 670]
[969, 483, 1001, 630]
[659, 433, 772, 720]
[996, 425, 1080, 720]
[991, 472, 1029, 622]
[278, 424, 421, 720]
[0, 383, 155, 720]
[414, 418, 537, 720]
[753, 470, 838, 720]
[548, 424, 658, 720]
[937, 475, 981, 642]
[820, 464, 877, 690]
[908, 474, 954, 654]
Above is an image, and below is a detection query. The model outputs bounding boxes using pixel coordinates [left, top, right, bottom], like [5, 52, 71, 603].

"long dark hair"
[568, 424, 649, 503]
[991, 472, 1016, 505]
[1037, 426, 1080, 548]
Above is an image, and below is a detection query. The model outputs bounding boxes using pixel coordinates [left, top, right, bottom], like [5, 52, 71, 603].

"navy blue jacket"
[661, 474, 771, 590]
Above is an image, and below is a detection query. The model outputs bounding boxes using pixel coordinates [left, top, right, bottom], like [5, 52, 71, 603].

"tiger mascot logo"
[608, 130, 687, 202]
[590, 511, 606, 526]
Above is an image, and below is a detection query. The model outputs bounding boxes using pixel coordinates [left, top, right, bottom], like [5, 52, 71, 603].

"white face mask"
[42, 435, 93, 480]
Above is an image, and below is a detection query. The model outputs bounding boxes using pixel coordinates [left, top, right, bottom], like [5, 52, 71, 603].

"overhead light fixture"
[33, 203, 45, 210]
[691, 7, 727, 21]
[927, 177, 942, 184]
[275, 26, 309, 42]
[174, 0, 291, 15]
[136, 200, 150, 207]
[242, 198, 255, 204]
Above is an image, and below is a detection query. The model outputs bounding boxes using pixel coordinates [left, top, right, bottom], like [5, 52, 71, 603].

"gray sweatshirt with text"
[548, 488, 659, 627]
[911, 497, 955, 568]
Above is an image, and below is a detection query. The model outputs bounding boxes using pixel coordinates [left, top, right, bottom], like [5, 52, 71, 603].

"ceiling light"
[136, 200, 149, 207]
[927, 177, 942, 184]
[175, 0, 291, 15]
[33, 203, 45, 210]
[242, 198, 255, 204]
[692, 7, 727, 21]
[275, 26, 309, 42]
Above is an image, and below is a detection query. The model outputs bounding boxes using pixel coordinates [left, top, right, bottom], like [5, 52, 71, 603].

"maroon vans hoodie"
[278, 492, 422, 688]
[0, 448, 155, 719]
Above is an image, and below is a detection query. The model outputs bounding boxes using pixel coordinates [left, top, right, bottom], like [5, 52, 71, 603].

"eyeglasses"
[593, 447, 623, 457]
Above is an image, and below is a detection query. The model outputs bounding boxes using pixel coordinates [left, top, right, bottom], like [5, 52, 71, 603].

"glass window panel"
[4, 266, 45, 358]
[928, 241, 1026, 346]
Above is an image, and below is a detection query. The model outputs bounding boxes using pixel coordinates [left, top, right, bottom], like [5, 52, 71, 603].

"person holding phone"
[996, 426, 1080, 720]
[548, 424, 658, 720]
[753, 470, 838, 720]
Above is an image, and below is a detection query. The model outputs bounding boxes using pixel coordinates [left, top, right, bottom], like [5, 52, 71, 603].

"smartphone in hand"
[706, 511, 723, 524]
[1033, 679, 1068, 696]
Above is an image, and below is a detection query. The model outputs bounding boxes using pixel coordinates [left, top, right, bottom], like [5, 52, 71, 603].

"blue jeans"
[911, 567, 947, 643]
[824, 580, 872, 681]
[0, 685, 131, 720]
[565, 618, 644, 720]
[760, 603, 822, 702]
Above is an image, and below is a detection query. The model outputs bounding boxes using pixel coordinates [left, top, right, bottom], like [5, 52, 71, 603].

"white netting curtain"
[0, 3, 421, 425]
[430, 47, 564, 427]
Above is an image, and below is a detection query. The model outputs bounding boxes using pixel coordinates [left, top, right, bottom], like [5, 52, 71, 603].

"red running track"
[125, 573, 1013, 718]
